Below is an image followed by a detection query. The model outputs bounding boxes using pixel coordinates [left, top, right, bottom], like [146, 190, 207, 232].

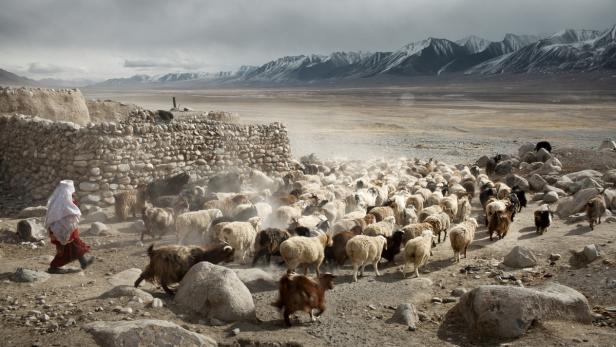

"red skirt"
[49, 229, 91, 268]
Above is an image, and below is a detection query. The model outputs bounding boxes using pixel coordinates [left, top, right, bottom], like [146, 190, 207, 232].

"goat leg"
[161, 281, 175, 296]
[134, 275, 145, 288]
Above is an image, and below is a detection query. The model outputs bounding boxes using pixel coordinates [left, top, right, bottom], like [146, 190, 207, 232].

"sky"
[1, 0, 615, 81]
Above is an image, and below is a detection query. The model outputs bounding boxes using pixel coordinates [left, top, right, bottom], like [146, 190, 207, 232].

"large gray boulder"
[11, 268, 50, 283]
[604, 169, 616, 185]
[542, 191, 559, 204]
[16, 218, 46, 242]
[535, 148, 551, 162]
[233, 268, 277, 292]
[99, 285, 154, 303]
[505, 174, 529, 192]
[18, 206, 47, 218]
[175, 262, 256, 323]
[529, 174, 548, 192]
[455, 283, 592, 339]
[503, 246, 537, 268]
[84, 319, 217, 347]
[556, 188, 604, 218]
[494, 160, 513, 176]
[564, 170, 603, 182]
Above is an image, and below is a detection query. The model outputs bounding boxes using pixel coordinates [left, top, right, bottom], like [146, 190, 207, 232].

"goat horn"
[223, 245, 232, 251]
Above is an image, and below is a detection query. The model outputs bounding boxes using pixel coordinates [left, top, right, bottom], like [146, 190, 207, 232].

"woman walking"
[45, 180, 94, 274]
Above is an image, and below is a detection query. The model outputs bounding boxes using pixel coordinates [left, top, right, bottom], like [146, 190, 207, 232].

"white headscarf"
[46, 180, 81, 226]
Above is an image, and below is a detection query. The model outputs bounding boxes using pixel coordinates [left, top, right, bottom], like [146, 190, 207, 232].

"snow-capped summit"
[456, 35, 492, 54]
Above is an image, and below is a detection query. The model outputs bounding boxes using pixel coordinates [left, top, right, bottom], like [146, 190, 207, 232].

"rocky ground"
[0, 183, 615, 346]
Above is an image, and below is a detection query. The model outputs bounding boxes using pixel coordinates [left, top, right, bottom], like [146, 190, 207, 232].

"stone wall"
[0, 87, 91, 125]
[0, 113, 292, 207]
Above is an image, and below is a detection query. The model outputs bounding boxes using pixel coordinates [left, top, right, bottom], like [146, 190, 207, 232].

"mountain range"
[2, 25, 615, 88]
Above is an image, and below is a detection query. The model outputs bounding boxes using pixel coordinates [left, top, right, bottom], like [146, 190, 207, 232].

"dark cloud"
[1, 0, 614, 79]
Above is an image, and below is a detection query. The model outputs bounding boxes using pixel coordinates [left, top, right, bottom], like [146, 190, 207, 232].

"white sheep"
[219, 220, 260, 264]
[448, 218, 478, 262]
[345, 235, 387, 282]
[254, 201, 273, 220]
[279, 232, 333, 276]
[406, 194, 424, 212]
[400, 206, 418, 225]
[439, 195, 458, 221]
[424, 212, 450, 243]
[418, 205, 443, 222]
[401, 222, 434, 244]
[403, 230, 434, 278]
[269, 205, 302, 229]
[363, 216, 396, 237]
[455, 196, 471, 223]
[175, 210, 217, 244]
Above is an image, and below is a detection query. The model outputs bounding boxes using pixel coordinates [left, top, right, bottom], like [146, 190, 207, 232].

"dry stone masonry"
[0, 110, 292, 208]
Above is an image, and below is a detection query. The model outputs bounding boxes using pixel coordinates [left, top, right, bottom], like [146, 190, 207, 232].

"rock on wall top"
[0, 86, 90, 125]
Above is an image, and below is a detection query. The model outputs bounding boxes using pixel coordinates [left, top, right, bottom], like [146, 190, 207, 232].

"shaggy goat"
[448, 218, 478, 262]
[273, 272, 336, 326]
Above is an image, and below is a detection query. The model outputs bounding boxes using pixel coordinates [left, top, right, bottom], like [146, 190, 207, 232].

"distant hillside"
[81, 23, 616, 88]
[0, 69, 37, 87]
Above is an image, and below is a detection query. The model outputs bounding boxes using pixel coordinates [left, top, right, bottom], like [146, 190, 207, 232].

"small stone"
[443, 297, 458, 303]
[151, 298, 163, 308]
[232, 328, 240, 336]
[582, 244, 600, 262]
[367, 304, 377, 310]
[431, 297, 443, 303]
[474, 275, 481, 279]
[549, 254, 561, 261]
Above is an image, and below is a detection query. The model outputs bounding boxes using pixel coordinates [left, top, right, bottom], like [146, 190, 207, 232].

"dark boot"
[78, 256, 95, 270]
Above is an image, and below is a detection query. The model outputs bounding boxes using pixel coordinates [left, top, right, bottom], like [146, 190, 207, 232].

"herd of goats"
[109, 141, 606, 325]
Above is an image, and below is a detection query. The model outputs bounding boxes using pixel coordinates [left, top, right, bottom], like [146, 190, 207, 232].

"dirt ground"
[0, 194, 614, 347]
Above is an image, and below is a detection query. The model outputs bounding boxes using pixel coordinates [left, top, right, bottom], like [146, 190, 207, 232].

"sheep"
[424, 212, 450, 243]
[141, 206, 175, 241]
[203, 195, 250, 217]
[254, 201, 273, 220]
[248, 169, 281, 191]
[114, 186, 146, 221]
[233, 203, 259, 221]
[367, 206, 395, 222]
[400, 206, 418, 225]
[363, 216, 396, 237]
[252, 228, 292, 266]
[488, 210, 513, 241]
[461, 178, 476, 201]
[439, 195, 458, 221]
[586, 195, 606, 230]
[331, 215, 374, 235]
[279, 232, 333, 276]
[175, 210, 216, 244]
[381, 230, 405, 264]
[401, 222, 434, 244]
[403, 230, 434, 278]
[324, 231, 356, 267]
[272, 272, 336, 326]
[417, 205, 442, 222]
[455, 196, 471, 223]
[406, 194, 424, 212]
[269, 205, 302, 229]
[448, 218, 478, 262]
[220, 218, 261, 263]
[425, 191, 443, 207]
[134, 243, 234, 295]
[345, 235, 387, 282]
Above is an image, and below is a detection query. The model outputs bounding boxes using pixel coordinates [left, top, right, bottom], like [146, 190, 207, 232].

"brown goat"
[114, 186, 147, 221]
[134, 243, 234, 295]
[586, 195, 606, 230]
[252, 228, 292, 266]
[488, 210, 513, 241]
[272, 272, 336, 326]
[141, 206, 175, 241]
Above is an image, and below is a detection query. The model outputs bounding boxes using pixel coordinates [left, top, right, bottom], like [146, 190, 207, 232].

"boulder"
[494, 160, 513, 176]
[564, 170, 603, 182]
[16, 218, 47, 242]
[175, 262, 256, 323]
[522, 151, 537, 164]
[535, 148, 551, 162]
[84, 319, 217, 347]
[582, 244, 600, 262]
[518, 143, 535, 157]
[556, 188, 603, 218]
[598, 139, 616, 151]
[99, 285, 154, 303]
[578, 177, 603, 191]
[391, 303, 419, 331]
[542, 191, 559, 204]
[555, 175, 575, 192]
[18, 206, 47, 218]
[86, 210, 108, 223]
[531, 160, 561, 176]
[505, 174, 529, 192]
[233, 268, 277, 292]
[108, 268, 143, 287]
[503, 246, 537, 268]
[12, 268, 50, 283]
[529, 174, 548, 192]
[88, 222, 108, 235]
[455, 283, 592, 339]
[543, 185, 566, 197]
[604, 170, 616, 185]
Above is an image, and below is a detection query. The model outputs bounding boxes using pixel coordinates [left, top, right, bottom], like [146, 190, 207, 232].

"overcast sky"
[1, 0, 614, 80]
